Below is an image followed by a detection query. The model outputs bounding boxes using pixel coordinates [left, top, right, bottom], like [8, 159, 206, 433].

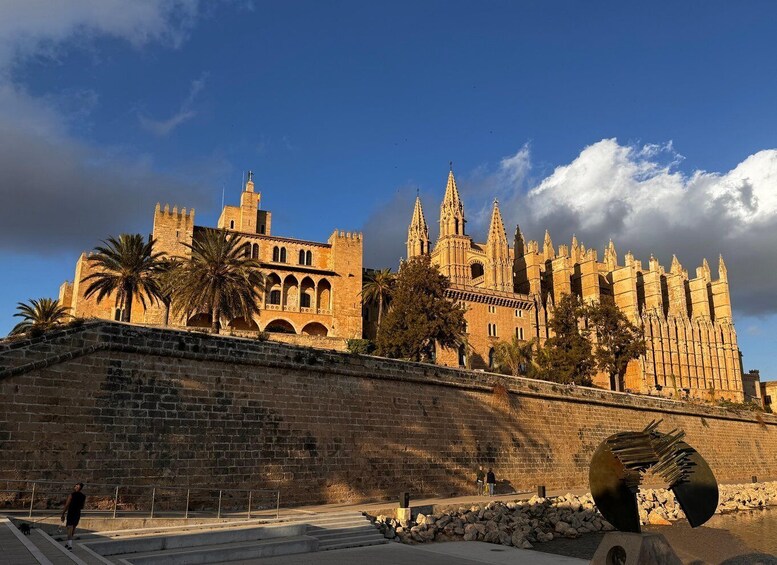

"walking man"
[475, 465, 485, 495]
[486, 468, 496, 497]
[61, 483, 86, 550]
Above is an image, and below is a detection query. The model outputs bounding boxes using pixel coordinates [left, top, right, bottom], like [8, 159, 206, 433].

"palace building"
[406, 168, 744, 401]
[59, 173, 363, 341]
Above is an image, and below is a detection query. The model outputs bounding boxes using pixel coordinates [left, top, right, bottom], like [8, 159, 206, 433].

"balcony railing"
[265, 304, 282, 311]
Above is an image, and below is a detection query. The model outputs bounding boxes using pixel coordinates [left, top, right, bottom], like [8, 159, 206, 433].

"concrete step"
[84, 523, 306, 556]
[317, 530, 387, 548]
[319, 536, 389, 552]
[115, 535, 318, 565]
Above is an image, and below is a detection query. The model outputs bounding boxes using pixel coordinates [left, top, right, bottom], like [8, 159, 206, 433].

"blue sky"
[0, 1, 775, 379]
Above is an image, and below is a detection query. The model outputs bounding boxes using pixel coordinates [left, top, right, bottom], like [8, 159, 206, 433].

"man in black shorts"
[61, 483, 86, 550]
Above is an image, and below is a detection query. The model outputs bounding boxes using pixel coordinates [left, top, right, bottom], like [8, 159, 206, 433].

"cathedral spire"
[439, 166, 465, 237]
[486, 199, 507, 247]
[407, 195, 430, 258]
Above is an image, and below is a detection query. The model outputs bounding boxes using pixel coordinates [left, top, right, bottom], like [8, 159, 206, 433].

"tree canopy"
[536, 293, 595, 385]
[376, 255, 466, 361]
[494, 336, 538, 378]
[586, 296, 646, 391]
[172, 229, 263, 333]
[9, 298, 70, 336]
[361, 268, 396, 335]
[82, 234, 165, 323]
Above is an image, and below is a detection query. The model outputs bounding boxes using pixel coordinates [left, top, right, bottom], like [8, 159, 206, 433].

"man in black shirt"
[486, 469, 496, 496]
[61, 483, 86, 550]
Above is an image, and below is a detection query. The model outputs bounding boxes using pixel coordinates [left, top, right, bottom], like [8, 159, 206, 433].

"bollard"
[185, 489, 190, 519]
[217, 490, 222, 519]
[247, 491, 252, 519]
[399, 491, 410, 509]
[150, 487, 156, 519]
[113, 486, 119, 519]
[537, 485, 546, 498]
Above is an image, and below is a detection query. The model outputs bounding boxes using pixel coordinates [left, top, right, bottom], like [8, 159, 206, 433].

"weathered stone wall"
[1, 322, 775, 506]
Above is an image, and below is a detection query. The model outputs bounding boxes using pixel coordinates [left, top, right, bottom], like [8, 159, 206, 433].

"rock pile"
[369, 481, 777, 547]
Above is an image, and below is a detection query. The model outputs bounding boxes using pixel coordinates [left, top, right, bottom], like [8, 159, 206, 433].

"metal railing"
[0, 479, 280, 521]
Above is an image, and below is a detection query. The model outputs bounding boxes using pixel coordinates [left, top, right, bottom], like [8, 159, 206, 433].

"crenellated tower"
[406, 195, 430, 258]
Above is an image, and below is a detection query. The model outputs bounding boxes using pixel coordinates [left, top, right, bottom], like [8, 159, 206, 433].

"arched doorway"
[264, 319, 296, 334]
[229, 317, 259, 331]
[265, 273, 282, 306]
[317, 279, 332, 311]
[187, 313, 211, 328]
[301, 322, 328, 337]
[283, 275, 299, 309]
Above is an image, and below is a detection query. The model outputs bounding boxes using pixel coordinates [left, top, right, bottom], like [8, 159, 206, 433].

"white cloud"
[491, 139, 777, 316]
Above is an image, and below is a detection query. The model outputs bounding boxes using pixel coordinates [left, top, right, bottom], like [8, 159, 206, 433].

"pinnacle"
[486, 199, 507, 245]
[442, 168, 463, 213]
[409, 195, 429, 235]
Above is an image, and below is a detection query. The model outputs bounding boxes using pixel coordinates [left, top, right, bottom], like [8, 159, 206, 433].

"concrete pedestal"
[591, 532, 682, 565]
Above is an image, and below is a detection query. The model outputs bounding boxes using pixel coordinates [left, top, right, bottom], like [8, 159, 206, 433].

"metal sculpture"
[589, 420, 718, 533]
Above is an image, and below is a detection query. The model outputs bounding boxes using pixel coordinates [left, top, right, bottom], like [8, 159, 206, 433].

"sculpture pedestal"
[591, 532, 682, 565]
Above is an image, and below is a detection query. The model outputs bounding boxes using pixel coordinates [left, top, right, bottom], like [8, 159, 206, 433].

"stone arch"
[300, 276, 315, 309]
[264, 319, 296, 334]
[301, 322, 328, 336]
[283, 274, 299, 309]
[228, 317, 259, 331]
[317, 278, 332, 311]
[187, 313, 211, 328]
[470, 261, 485, 280]
[266, 273, 282, 305]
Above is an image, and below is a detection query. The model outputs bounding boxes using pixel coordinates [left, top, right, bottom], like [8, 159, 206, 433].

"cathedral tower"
[406, 195, 430, 258]
[436, 166, 469, 284]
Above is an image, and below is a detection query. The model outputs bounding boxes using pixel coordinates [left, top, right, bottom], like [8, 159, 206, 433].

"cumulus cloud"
[0, 0, 214, 254]
[491, 139, 777, 316]
[139, 72, 208, 136]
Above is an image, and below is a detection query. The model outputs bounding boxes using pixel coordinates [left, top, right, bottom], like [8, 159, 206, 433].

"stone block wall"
[1, 322, 775, 507]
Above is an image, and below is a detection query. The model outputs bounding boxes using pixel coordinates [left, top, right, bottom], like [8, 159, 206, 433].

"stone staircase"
[290, 510, 388, 551]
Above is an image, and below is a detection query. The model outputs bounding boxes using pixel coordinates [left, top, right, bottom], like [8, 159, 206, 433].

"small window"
[244, 243, 251, 257]
[280, 247, 287, 263]
[515, 309, 523, 318]
[301, 293, 311, 308]
[260, 224, 266, 234]
[299, 250, 306, 265]
[488, 305, 496, 314]
[305, 250, 312, 266]
[230, 220, 235, 229]
[488, 348, 495, 369]
[252, 244, 259, 259]
[269, 290, 281, 305]
[458, 344, 466, 368]
[515, 327, 524, 340]
[272, 246, 279, 262]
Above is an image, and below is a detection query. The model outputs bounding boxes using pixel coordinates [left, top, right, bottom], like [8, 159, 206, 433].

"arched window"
[458, 344, 466, 368]
[269, 290, 281, 305]
[243, 243, 251, 257]
[252, 243, 259, 259]
[272, 246, 279, 262]
[305, 250, 312, 265]
[299, 250, 305, 265]
[488, 348, 495, 369]
[420, 241, 425, 254]
[230, 220, 235, 229]
[454, 218, 459, 235]
[301, 293, 311, 308]
[471, 262, 484, 280]
[280, 247, 287, 263]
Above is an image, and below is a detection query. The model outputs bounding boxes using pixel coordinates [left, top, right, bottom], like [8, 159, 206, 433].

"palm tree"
[171, 230, 263, 334]
[153, 257, 183, 326]
[361, 268, 396, 333]
[82, 234, 166, 323]
[494, 337, 538, 377]
[9, 298, 70, 336]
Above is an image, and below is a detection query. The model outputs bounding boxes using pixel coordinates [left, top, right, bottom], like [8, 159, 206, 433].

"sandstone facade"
[407, 168, 744, 401]
[58, 173, 363, 340]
